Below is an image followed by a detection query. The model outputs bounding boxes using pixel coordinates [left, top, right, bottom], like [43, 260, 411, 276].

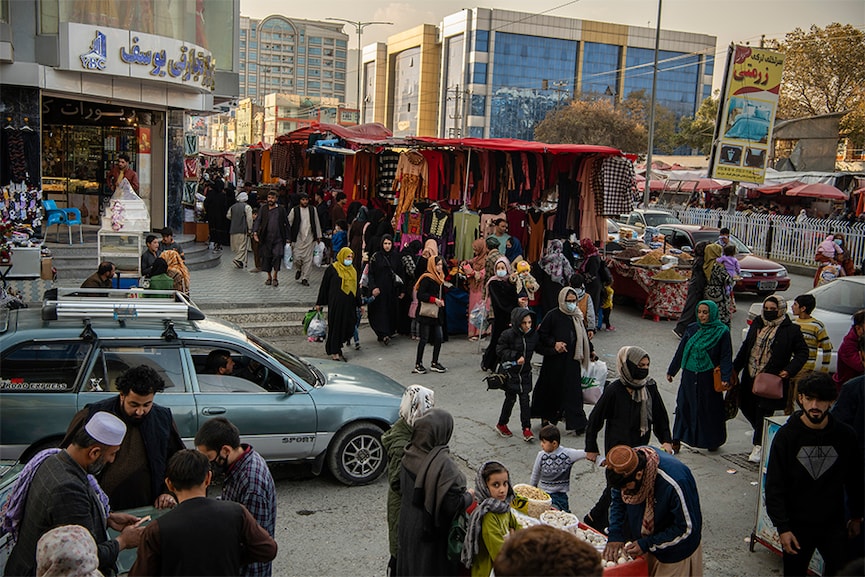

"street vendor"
[106, 153, 140, 194]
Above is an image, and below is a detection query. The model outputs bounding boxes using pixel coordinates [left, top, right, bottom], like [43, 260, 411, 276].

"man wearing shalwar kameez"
[288, 193, 321, 286]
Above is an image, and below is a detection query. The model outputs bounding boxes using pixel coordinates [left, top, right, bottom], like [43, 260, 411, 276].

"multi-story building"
[363, 7, 716, 143]
[239, 15, 349, 105]
[0, 0, 240, 230]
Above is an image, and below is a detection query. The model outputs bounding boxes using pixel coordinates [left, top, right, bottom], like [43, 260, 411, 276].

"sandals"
[272, 279, 279, 287]
[265, 278, 272, 286]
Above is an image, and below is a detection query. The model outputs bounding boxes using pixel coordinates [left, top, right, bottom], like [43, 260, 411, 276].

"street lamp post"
[326, 18, 392, 123]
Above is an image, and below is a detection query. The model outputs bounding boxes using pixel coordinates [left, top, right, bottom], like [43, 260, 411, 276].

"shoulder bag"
[418, 285, 441, 319]
[713, 366, 737, 393]
[752, 372, 784, 399]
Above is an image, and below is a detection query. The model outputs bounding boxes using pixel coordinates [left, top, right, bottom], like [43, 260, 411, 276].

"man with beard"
[195, 418, 276, 577]
[765, 371, 863, 576]
[61, 365, 184, 511]
[4, 412, 144, 576]
[287, 192, 321, 287]
[252, 190, 288, 287]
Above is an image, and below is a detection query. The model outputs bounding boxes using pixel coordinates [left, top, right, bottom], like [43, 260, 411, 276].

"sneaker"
[606, 326, 615, 331]
[495, 424, 513, 438]
[429, 362, 447, 373]
[301, 279, 309, 286]
[354, 342, 361, 350]
[412, 364, 427, 374]
[522, 428, 534, 442]
[748, 445, 762, 463]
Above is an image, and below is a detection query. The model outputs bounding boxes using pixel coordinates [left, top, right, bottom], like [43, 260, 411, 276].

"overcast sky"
[241, 0, 864, 88]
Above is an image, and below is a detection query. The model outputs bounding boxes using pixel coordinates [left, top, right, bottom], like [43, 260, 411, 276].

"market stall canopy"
[409, 136, 621, 156]
[636, 179, 667, 192]
[676, 178, 730, 192]
[282, 122, 393, 145]
[752, 180, 805, 195]
[784, 182, 849, 200]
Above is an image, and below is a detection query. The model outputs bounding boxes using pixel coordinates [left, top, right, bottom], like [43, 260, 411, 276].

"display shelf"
[98, 232, 143, 276]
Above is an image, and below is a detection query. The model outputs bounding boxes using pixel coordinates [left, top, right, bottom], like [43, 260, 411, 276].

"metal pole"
[643, 0, 663, 207]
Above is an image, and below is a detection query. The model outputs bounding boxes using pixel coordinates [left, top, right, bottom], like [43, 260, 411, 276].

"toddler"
[716, 243, 741, 300]
[461, 461, 519, 577]
[600, 280, 614, 331]
[530, 425, 587, 512]
[817, 260, 844, 286]
[511, 260, 539, 302]
[331, 219, 348, 255]
[348, 294, 375, 350]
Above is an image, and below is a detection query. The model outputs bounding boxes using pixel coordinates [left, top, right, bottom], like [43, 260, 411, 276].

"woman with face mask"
[733, 295, 809, 463]
[701, 243, 733, 327]
[367, 234, 402, 345]
[315, 247, 361, 361]
[481, 257, 526, 372]
[530, 287, 593, 435]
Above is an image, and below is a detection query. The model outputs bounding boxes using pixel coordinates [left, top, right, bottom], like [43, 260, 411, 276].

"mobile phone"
[133, 515, 152, 528]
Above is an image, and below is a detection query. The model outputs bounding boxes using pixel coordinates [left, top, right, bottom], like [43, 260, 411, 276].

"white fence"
[672, 208, 865, 267]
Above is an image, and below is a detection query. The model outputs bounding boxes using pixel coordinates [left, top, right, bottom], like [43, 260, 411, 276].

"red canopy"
[754, 180, 804, 195]
[785, 182, 848, 200]
[280, 122, 393, 144]
[409, 136, 621, 156]
[677, 178, 728, 192]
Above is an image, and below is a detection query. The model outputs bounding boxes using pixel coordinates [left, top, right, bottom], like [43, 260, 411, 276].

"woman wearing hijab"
[417, 238, 440, 277]
[701, 243, 733, 327]
[159, 249, 190, 295]
[413, 256, 448, 374]
[396, 240, 423, 337]
[531, 287, 593, 434]
[481, 257, 524, 373]
[144, 258, 174, 296]
[535, 239, 574, 318]
[382, 385, 435, 575]
[733, 295, 808, 463]
[578, 238, 603, 331]
[396, 409, 473, 577]
[674, 241, 708, 338]
[583, 346, 674, 531]
[462, 239, 489, 341]
[666, 300, 733, 451]
[348, 203, 368, 274]
[36, 525, 102, 577]
[364, 208, 394, 262]
[316, 247, 361, 361]
[368, 234, 402, 345]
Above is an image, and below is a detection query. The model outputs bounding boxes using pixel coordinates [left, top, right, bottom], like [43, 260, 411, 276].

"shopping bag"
[307, 313, 327, 340]
[313, 241, 326, 267]
[581, 360, 608, 405]
[469, 301, 489, 331]
[302, 309, 319, 335]
[283, 243, 294, 270]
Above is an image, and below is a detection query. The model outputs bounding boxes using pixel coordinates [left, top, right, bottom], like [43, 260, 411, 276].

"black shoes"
[429, 362, 447, 373]
[295, 270, 302, 280]
[412, 364, 427, 374]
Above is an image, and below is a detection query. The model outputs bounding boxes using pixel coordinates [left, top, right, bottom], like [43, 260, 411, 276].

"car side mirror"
[283, 377, 297, 394]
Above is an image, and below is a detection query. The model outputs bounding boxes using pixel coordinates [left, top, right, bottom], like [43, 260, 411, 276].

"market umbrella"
[754, 180, 805, 195]
[678, 178, 729, 192]
[784, 182, 848, 201]
[636, 179, 667, 192]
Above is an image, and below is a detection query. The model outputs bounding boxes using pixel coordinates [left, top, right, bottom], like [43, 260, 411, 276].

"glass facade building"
[624, 48, 702, 118]
[393, 47, 421, 136]
[582, 42, 621, 98]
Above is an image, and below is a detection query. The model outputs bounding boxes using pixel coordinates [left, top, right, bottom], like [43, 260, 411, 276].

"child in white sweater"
[529, 425, 587, 512]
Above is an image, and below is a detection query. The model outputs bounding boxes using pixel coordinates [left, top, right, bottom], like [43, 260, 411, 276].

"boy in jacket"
[495, 307, 538, 442]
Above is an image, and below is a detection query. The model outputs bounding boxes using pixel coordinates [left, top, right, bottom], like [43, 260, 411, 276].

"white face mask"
[496, 269, 508, 278]
[565, 302, 577, 312]
[343, 259, 353, 266]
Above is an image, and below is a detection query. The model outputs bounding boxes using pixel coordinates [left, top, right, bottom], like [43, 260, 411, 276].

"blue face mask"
[565, 302, 577, 312]
[834, 239, 843, 246]
[496, 269, 508, 278]
[343, 259, 353, 266]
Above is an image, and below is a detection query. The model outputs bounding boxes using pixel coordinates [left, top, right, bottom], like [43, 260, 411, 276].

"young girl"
[461, 461, 519, 577]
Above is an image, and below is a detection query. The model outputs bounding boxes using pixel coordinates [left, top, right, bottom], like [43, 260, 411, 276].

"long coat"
[316, 265, 360, 356]
[531, 309, 587, 431]
[368, 249, 401, 339]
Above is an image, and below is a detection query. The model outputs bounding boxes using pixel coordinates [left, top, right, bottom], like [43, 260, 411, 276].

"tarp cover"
[409, 136, 620, 156]
[281, 122, 393, 144]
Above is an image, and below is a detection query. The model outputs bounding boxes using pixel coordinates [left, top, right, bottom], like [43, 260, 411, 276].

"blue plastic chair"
[42, 200, 83, 244]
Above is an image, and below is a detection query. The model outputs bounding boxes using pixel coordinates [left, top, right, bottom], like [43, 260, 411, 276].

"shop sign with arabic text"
[59, 22, 215, 91]
[709, 45, 785, 184]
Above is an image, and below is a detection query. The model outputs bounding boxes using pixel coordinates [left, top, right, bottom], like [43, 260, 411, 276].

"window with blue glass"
[308, 58, 321, 67]
[336, 39, 347, 48]
[309, 81, 321, 88]
[249, 75, 257, 83]
[240, 51, 245, 59]
[336, 61, 345, 69]
[309, 37, 322, 45]
[249, 63, 257, 71]
[298, 68, 305, 76]
[581, 42, 620, 97]
[250, 42, 258, 50]
[475, 30, 489, 52]
[249, 87, 257, 95]
[704, 54, 714, 77]
[336, 50, 346, 59]
[309, 47, 322, 56]
[309, 69, 320, 77]
[298, 79, 305, 88]
[490, 32, 577, 139]
[473, 62, 487, 85]
[471, 94, 486, 117]
[240, 40, 246, 48]
[336, 83, 345, 91]
[298, 56, 305, 65]
[335, 72, 345, 80]
[469, 126, 485, 138]
[624, 48, 701, 119]
[250, 30, 256, 38]
[702, 85, 712, 101]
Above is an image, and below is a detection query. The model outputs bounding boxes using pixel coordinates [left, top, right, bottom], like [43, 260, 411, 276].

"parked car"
[743, 276, 865, 373]
[657, 224, 790, 294]
[620, 209, 683, 229]
[0, 290, 405, 485]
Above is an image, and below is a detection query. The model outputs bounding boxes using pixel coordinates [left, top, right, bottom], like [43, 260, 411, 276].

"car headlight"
[776, 269, 787, 278]
[740, 271, 753, 278]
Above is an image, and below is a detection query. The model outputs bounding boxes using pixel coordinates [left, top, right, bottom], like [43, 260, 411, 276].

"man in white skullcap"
[227, 190, 253, 268]
[5, 412, 146, 577]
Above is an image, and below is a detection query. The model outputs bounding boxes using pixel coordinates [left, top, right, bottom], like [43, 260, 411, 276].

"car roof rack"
[41, 288, 206, 322]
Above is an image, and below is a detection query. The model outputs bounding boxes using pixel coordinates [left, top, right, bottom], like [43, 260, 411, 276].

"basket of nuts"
[540, 510, 580, 532]
[511, 484, 552, 518]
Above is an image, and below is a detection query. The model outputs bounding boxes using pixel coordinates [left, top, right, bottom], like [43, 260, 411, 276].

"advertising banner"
[710, 45, 785, 184]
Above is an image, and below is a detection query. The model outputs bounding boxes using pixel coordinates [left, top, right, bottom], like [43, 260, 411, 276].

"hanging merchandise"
[601, 155, 638, 217]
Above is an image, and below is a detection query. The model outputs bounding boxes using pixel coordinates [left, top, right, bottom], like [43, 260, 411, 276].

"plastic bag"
[307, 313, 327, 340]
[283, 243, 293, 270]
[469, 301, 489, 331]
[313, 241, 326, 267]
[302, 309, 319, 334]
[581, 360, 608, 405]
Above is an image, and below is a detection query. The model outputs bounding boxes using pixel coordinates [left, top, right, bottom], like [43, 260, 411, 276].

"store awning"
[785, 182, 849, 200]
[281, 122, 393, 144]
[752, 180, 805, 195]
[409, 136, 621, 156]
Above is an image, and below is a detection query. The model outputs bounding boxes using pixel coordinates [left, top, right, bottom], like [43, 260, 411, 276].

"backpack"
[446, 510, 468, 562]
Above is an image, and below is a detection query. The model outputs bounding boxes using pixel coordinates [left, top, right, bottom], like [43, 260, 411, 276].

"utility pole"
[447, 84, 464, 137]
[643, 0, 662, 207]
[326, 19, 393, 121]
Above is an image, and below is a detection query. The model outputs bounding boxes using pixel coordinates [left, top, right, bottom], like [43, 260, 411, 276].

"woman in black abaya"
[315, 247, 360, 361]
[368, 235, 402, 345]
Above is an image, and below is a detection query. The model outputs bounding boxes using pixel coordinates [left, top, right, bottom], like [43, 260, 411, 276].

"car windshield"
[607, 219, 620, 233]
[246, 332, 320, 387]
[687, 231, 752, 254]
[644, 213, 682, 227]
[810, 280, 865, 316]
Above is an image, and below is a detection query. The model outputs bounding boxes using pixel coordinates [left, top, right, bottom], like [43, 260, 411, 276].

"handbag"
[418, 286, 442, 319]
[753, 372, 784, 399]
[724, 386, 739, 420]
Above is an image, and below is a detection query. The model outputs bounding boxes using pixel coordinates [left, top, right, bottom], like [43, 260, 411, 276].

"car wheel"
[326, 421, 387, 486]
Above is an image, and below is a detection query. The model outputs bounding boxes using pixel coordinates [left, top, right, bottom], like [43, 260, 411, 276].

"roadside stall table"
[607, 257, 690, 321]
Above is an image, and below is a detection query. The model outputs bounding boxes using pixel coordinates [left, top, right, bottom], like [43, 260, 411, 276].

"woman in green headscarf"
[666, 299, 733, 451]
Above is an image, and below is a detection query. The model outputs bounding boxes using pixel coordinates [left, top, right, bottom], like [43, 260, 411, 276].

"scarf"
[682, 300, 730, 373]
[399, 384, 435, 427]
[36, 525, 102, 577]
[702, 243, 723, 280]
[579, 238, 599, 272]
[2, 449, 111, 547]
[557, 287, 592, 365]
[332, 247, 358, 296]
[401, 409, 467, 526]
[540, 239, 574, 285]
[748, 295, 787, 377]
[617, 346, 652, 436]
[160, 249, 190, 291]
[421, 239, 439, 259]
[470, 238, 488, 273]
[485, 256, 513, 290]
[621, 447, 661, 537]
[414, 255, 445, 291]
[461, 461, 514, 569]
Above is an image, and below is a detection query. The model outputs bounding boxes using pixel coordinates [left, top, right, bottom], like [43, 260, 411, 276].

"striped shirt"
[793, 316, 833, 371]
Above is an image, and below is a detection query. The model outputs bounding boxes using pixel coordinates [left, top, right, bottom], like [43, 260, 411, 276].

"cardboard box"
[40, 257, 54, 280]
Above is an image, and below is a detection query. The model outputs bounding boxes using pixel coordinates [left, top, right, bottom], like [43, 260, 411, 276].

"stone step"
[202, 305, 366, 338]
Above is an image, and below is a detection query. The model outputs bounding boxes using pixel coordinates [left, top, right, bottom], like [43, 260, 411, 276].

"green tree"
[770, 23, 865, 143]
[676, 94, 719, 155]
[534, 97, 647, 153]
[619, 90, 678, 154]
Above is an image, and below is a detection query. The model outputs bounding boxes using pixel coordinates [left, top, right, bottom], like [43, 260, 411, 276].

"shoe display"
[412, 364, 427, 374]
[522, 428, 534, 442]
[495, 424, 513, 438]
[429, 362, 447, 373]
[748, 445, 762, 463]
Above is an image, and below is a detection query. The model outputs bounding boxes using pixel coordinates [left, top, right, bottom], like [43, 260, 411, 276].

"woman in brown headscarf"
[462, 238, 489, 341]
[159, 249, 190, 295]
[396, 409, 473, 577]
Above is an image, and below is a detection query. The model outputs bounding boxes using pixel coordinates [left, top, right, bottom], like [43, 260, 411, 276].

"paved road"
[260, 274, 814, 577]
